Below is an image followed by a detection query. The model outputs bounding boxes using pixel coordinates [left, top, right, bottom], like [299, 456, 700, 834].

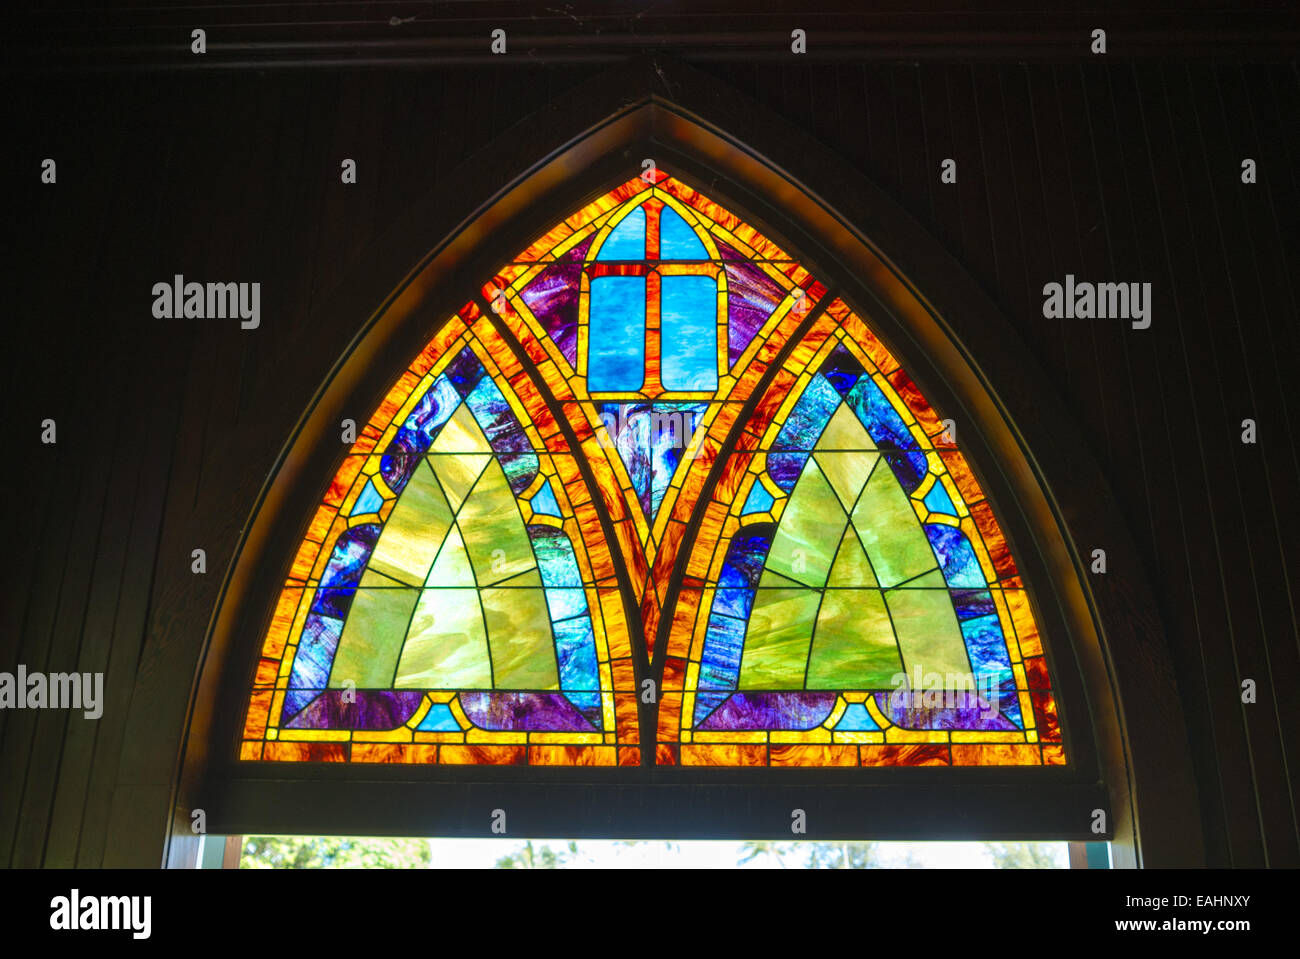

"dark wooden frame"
[11, 1, 1298, 72]
[172, 57, 1199, 866]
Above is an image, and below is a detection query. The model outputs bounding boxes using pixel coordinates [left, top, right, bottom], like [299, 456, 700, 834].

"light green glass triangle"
[817, 402, 878, 450]
[425, 523, 475, 587]
[850, 460, 936, 588]
[430, 403, 494, 454]
[761, 458, 846, 589]
[458, 459, 538, 587]
[395, 588, 492, 688]
[807, 589, 903, 687]
[814, 449, 878, 511]
[825, 526, 877, 587]
[430, 452, 491, 512]
[366, 459, 453, 587]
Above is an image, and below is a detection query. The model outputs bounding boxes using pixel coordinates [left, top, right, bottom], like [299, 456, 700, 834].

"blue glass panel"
[281, 690, 319, 724]
[466, 375, 531, 454]
[712, 586, 754, 621]
[545, 587, 588, 622]
[740, 481, 775, 515]
[961, 613, 1012, 680]
[311, 586, 357, 621]
[554, 616, 600, 693]
[350, 479, 384, 516]
[416, 703, 462, 731]
[598, 402, 709, 521]
[767, 451, 811, 492]
[498, 452, 540, 494]
[595, 206, 645, 260]
[319, 524, 381, 589]
[564, 691, 604, 727]
[648, 403, 706, 519]
[959, 610, 1021, 723]
[820, 343, 867, 397]
[443, 350, 485, 398]
[287, 614, 343, 689]
[660, 206, 709, 259]
[951, 588, 996, 621]
[698, 613, 746, 691]
[834, 702, 879, 731]
[773, 374, 841, 450]
[529, 525, 583, 587]
[882, 450, 929, 495]
[404, 375, 462, 440]
[587, 276, 646, 391]
[599, 402, 653, 515]
[847, 375, 920, 450]
[717, 526, 774, 590]
[995, 673, 1025, 729]
[692, 690, 731, 727]
[923, 480, 956, 516]
[925, 524, 986, 588]
[530, 478, 561, 517]
[661, 275, 719, 391]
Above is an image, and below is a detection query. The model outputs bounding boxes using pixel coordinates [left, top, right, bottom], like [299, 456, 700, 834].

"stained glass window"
[241, 171, 1063, 768]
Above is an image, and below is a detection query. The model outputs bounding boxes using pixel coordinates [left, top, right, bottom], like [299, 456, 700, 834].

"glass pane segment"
[588, 276, 646, 391]
[660, 274, 719, 391]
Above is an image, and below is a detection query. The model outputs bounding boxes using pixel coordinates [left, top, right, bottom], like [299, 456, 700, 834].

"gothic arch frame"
[175, 58, 1198, 866]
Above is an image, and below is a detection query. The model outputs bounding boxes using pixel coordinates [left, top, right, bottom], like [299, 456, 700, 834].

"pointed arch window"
[240, 170, 1062, 769]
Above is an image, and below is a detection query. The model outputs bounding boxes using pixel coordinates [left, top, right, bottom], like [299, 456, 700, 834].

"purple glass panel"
[872, 690, 1020, 731]
[284, 690, 426, 730]
[696, 692, 838, 730]
[459, 692, 598, 732]
[519, 262, 582, 365]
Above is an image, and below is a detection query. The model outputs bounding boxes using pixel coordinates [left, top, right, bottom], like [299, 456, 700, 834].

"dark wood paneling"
[3, 46, 1296, 866]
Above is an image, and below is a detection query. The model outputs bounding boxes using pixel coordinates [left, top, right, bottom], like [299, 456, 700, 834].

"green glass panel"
[359, 568, 406, 588]
[763, 458, 847, 588]
[899, 568, 948, 589]
[367, 459, 453, 586]
[425, 523, 476, 587]
[825, 525, 878, 587]
[850, 460, 937, 587]
[394, 587, 491, 688]
[816, 402, 878, 451]
[429, 403, 494, 454]
[429, 452, 490, 512]
[481, 587, 559, 688]
[884, 586, 972, 684]
[757, 568, 802, 589]
[494, 567, 544, 588]
[737, 588, 822, 688]
[458, 459, 537, 587]
[806, 589, 903, 687]
[328, 587, 420, 688]
[813, 449, 878, 512]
